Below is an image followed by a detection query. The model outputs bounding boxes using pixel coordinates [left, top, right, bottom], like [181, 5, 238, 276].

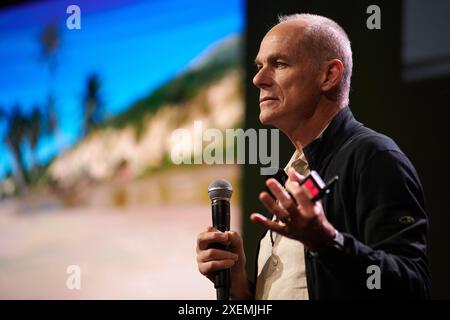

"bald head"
[276, 14, 353, 107]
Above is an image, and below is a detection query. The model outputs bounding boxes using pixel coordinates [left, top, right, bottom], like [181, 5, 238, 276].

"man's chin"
[259, 111, 276, 126]
[259, 113, 269, 125]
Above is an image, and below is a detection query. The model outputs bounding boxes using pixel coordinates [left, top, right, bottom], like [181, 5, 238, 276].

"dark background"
[243, 0, 450, 299]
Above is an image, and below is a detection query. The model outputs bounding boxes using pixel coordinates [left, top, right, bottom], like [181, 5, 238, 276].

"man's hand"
[250, 167, 336, 251]
[196, 227, 252, 299]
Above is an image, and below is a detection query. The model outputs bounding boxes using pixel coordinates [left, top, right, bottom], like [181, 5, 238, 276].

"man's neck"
[287, 103, 342, 152]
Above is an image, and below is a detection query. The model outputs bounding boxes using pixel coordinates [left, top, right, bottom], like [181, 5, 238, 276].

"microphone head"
[208, 179, 233, 201]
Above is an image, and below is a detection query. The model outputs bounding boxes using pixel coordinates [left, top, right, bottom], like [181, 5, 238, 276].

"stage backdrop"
[0, 0, 244, 299]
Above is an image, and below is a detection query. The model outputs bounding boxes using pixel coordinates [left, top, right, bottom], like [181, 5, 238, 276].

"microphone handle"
[211, 199, 231, 300]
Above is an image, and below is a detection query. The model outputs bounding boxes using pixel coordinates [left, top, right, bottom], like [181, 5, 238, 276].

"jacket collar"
[303, 107, 363, 171]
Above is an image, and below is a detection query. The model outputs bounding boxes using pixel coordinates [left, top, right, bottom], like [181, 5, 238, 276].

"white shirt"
[255, 150, 310, 300]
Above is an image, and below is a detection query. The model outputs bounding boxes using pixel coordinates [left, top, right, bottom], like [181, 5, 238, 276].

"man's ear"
[320, 59, 344, 92]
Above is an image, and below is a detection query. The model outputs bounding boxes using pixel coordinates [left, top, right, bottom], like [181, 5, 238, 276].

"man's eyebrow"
[268, 53, 291, 61]
[254, 54, 291, 65]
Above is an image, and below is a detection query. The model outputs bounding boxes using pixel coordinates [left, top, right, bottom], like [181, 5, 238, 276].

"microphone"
[208, 179, 232, 300]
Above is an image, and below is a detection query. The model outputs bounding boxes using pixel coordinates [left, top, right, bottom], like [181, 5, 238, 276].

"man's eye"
[275, 61, 287, 68]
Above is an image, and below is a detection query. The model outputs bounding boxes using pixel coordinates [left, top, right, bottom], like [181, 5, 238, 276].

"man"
[196, 13, 430, 299]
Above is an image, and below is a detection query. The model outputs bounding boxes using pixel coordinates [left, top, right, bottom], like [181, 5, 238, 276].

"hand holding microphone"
[196, 179, 252, 300]
[208, 179, 232, 300]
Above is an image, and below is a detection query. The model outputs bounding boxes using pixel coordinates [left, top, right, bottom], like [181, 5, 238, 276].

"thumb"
[287, 167, 304, 183]
[226, 231, 244, 254]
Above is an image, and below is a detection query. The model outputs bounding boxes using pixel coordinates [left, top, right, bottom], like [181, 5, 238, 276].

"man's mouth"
[260, 97, 278, 103]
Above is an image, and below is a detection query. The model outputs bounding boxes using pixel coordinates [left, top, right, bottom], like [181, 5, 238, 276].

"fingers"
[250, 213, 286, 234]
[285, 167, 314, 204]
[259, 191, 290, 222]
[196, 227, 244, 278]
[196, 226, 230, 252]
[251, 168, 332, 248]
[287, 167, 305, 183]
[197, 247, 239, 264]
[198, 260, 237, 277]
[285, 185, 315, 217]
[286, 169, 317, 217]
[265, 178, 297, 215]
[226, 230, 244, 254]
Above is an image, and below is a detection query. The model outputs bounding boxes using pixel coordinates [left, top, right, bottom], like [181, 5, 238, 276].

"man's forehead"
[266, 20, 308, 39]
[255, 25, 305, 62]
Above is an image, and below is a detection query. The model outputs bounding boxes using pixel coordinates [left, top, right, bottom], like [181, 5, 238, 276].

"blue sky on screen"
[0, 0, 243, 178]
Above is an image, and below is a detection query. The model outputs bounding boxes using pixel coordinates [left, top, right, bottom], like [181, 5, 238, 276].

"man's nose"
[253, 67, 272, 88]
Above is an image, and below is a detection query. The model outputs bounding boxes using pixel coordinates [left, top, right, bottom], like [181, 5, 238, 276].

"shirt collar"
[284, 122, 330, 175]
[303, 107, 363, 171]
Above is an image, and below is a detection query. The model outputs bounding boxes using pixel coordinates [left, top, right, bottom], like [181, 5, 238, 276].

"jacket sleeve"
[316, 150, 431, 298]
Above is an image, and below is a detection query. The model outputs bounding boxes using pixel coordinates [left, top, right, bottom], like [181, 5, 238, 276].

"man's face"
[253, 22, 322, 130]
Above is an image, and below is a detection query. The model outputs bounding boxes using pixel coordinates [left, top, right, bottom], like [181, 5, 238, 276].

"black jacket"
[302, 107, 430, 299]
